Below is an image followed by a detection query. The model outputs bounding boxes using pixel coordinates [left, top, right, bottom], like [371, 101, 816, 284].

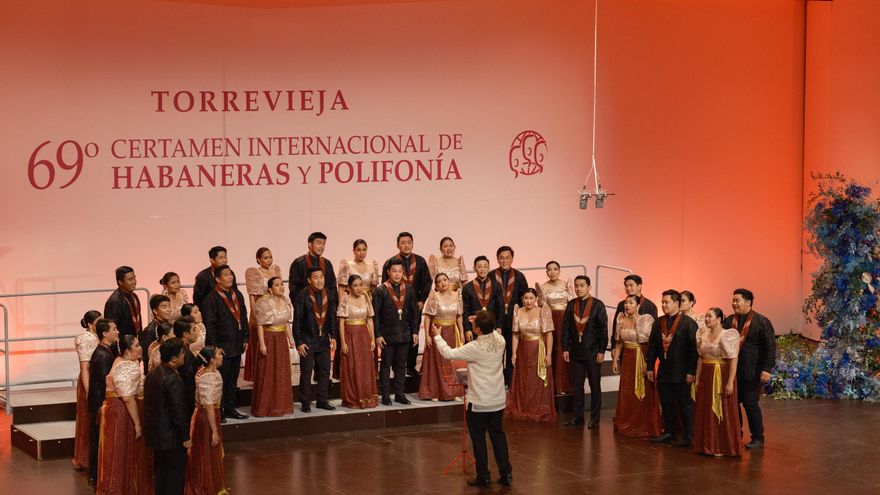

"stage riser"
[10, 426, 75, 461]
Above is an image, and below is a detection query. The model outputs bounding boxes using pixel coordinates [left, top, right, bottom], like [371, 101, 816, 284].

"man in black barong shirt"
[561, 276, 608, 428]
[289, 232, 338, 305]
[87, 318, 118, 485]
[144, 338, 192, 495]
[172, 316, 199, 420]
[139, 294, 171, 374]
[293, 267, 338, 412]
[494, 246, 528, 385]
[374, 259, 420, 405]
[462, 256, 504, 341]
[647, 289, 698, 447]
[193, 246, 238, 308]
[103, 266, 142, 338]
[382, 232, 431, 376]
[202, 264, 249, 420]
[724, 288, 776, 449]
[611, 274, 658, 349]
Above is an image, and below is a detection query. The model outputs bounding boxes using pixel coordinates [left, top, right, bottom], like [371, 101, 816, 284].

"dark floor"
[2, 398, 879, 494]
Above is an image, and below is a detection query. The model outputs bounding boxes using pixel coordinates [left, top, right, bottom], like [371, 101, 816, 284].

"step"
[11, 421, 76, 461]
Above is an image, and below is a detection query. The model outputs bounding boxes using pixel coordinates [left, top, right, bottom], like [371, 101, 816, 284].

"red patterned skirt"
[506, 337, 557, 422]
[693, 360, 743, 456]
[251, 328, 294, 417]
[340, 322, 378, 408]
[418, 322, 465, 400]
[551, 308, 572, 395]
[97, 395, 150, 494]
[613, 343, 663, 438]
[72, 375, 90, 469]
[185, 404, 227, 495]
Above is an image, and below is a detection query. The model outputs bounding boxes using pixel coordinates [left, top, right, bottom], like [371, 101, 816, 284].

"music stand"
[443, 365, 476, 475]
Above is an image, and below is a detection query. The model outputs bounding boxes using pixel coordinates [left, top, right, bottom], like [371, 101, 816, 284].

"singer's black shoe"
[301, 403, 312, 413]
[564, 417, 585, 427]
[587, 420, 599, 429]
[394, 395, 411, 405]
[226, 409, 249, 420]
[316, 401, 336, 411]
[497, 472, 513, 486]
[467, 477, 491, 487]
[381, 396, 393, 406]
[746, 439, 765, 449]
[651, 433, 675, 444]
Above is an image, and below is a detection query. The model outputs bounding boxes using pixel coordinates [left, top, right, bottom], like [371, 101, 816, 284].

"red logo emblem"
[509, 130, 546, 178]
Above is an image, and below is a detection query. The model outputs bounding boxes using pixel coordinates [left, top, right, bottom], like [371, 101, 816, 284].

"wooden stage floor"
[2, 397, 878, 494]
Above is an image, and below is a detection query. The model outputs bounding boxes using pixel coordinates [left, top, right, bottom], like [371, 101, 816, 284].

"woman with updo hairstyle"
[251, 276, 295, 417]
[73, 309, 101, 469]
[418, 272, 465, 401]
[693, 307, 743, 457]
[160, 272, 189, 321]
[185, 345, 228, 495]
[181, 303, 207, 354]
[336, 274, 378, 408]
[681, 290, 705, 328]
[97, 334, 153, 494]
[535, 260, 575, 395]
[243, 247, 283, 382]
[147, 322, 174, 373]
[337, 239, 381, 295]
[611, 294, 661, 438]
[506, 288, 557, 422]
[427, 236, 469, 291]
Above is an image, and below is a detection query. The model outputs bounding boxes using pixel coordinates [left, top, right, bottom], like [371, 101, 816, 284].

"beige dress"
[190, 322, 207, 354]
[75, 331, 99, 363]
[244, 265, 282, 381]
[428, 254, 469, 291]
[337, 259, 381, 292]
[536, 279, 574, 393]
[507, 304, 557, 421]
[418, 290, 465, 400]
[163, 289, 189, 321]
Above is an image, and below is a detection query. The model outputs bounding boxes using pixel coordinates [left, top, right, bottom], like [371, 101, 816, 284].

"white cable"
[584, 0, 600, 192]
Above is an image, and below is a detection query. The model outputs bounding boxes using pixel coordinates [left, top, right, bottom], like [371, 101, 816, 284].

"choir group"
[70, 232, 777, 494]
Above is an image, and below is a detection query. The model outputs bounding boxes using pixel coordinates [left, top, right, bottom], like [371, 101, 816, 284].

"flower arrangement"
[770, 173, 880, 401]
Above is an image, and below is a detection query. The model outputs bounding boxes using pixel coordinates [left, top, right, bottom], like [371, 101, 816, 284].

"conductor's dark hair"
[473, 255, 489, 266]
[159, 272, 178, 286]
[208, 246, 227, 260]
[81, 310, 102, 329]
[681, 290, 696, 305]
[159, 338, 185, 364]
[624, 274, 643, 286]
[115, 266, 134, 282]
[661, 289, 682, 304]
[173, 316, 195, 339]
[733, 288, 754, 304]
[96, 318, 116, 341]
[397, 232, 413, 243]
[574, 275, 591, 286]
[149, 294, 170, 312]
[496, 246, 514, 257]
[474, 311, 495, 334]
[308, 232, 326, 243]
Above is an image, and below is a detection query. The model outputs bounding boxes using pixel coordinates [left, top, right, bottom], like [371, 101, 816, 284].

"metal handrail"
[595, 264, 633, 309]
[0, 287, 152, 414]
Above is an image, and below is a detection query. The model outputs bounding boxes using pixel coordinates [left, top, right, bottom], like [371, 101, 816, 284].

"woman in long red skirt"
[186, 345, 228, 495]
[418, 273, 465, 401]
[251, 276, 295, 417]
[535, 261, 575, 395]
[97, 335, 149, 494]
[337, 275, 378, 408]
[73, 310, 101, 470]
[243, 247, 283, 382]
[693, 308, 743, 457]
[506, 289, 557, 422]
[612, 295, 662, 438]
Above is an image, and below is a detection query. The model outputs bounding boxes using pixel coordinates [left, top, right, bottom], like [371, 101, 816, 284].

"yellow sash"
[519, 333, 548, 387]
[624, 342, 646, 400]
[433, 318, 462, 348]
[703, 359, 725, 422]
[266, 324, 287, 333]
[344, 319, 367, 325]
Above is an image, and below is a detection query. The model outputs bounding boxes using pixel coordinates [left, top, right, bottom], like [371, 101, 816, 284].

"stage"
[1, 398, 878, 493]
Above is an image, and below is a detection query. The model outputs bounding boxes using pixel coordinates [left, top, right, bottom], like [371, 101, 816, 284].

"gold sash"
[519, 333, 548, 387]
[624, 342, 646, 400]
[434, 318, 462, 348]
[105, 391, 119, 398]
[703, 358, 725, 422]
[345, 319, 367, 325]
[549, 303, 567, 311]
[266, 324, 287, 333]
